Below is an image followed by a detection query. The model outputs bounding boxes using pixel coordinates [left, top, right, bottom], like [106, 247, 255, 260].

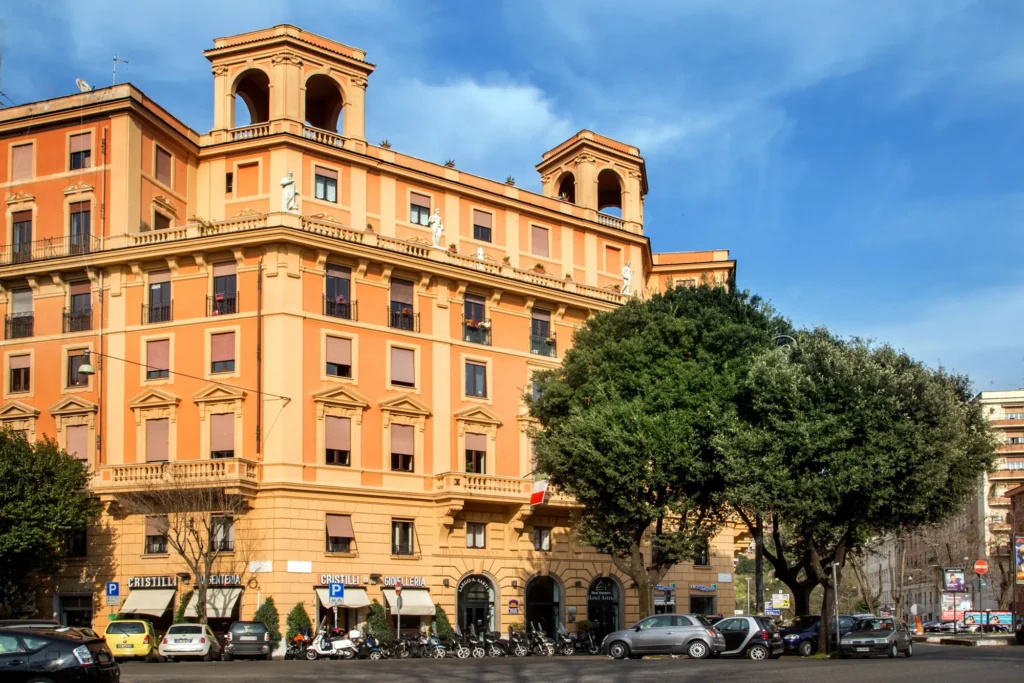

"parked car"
[103, 619, 159, 662]
[0, 619, 59, 629]
[839, 617, 913, 658]
[159, 623, 222, 662]
[0, 626, 120, 682]
[921, 620, 942, 633]
[601, 613, 726, 660]
[223, 621, 272, 660]
[779, 615, 856, 656]
[714, 616, 784, 660]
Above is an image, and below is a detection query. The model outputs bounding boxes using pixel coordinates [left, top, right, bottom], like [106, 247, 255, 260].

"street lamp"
[78, 350, 95, 376]
[746, 577, 751, 616]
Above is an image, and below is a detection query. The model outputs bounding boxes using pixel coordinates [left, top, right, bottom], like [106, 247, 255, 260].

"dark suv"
[780, 615, 856, 656]
[223, 621, 271, 660]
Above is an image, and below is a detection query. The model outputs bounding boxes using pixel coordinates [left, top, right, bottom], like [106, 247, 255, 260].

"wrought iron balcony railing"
[462, 318, 492, 345]
[530, 333, 557, 357]
[323, 296, 357, 320]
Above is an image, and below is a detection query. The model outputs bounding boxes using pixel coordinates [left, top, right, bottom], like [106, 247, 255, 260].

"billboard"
[1016, 536, 1024, 585]
[962, 611, 1013, 626]
[940, 593, 971, 621]
[943, 568, 966, 592]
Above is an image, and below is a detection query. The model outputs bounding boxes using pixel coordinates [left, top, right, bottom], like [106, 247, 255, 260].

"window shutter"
[212, 262, 236, 277]
[210, 413, 234, 452]
[531, 309, 551, 322]
[69, 281, 90, 297]
[9, 355, 30, 370]
[145, 516, 167, 537]
[391, 347, 415, 385]
[326, 416, 351, 451]
[149, 269, 171, 284]
[326, 264, 350, 279]
[466, 432, 487, 452]
[155, 146, 172, 185]
[146, 418, 169, 462]
[66, 424, 89, 461]
[326, 337, 352, 366]
[147, 339, 170, 371]
[12, 290, 32, 314]
[472, 209, 492, 228]
[326, 514, 354, 538]
[531, 225, 549, 257]
[315, 165, 338, 180]
[410, 192, 430, 208]
[70, 132, 91, 153]
[12, 144, 32, 181]
[390, 279, 414, 305]
[391, 424, 414, 455]
[12, 210, 31, 225]
[211, 332, 235, 362]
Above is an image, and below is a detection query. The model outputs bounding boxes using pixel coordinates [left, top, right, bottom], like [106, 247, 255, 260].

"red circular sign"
[974, 560, 989, 575]
[395, 580, 402, 595]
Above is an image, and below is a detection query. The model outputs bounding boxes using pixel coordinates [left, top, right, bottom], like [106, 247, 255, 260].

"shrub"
[366, 600, 393, 642]
[433, 604, 456, 639]
[285, 602, 311, 641]
[253, 597, 281, 650]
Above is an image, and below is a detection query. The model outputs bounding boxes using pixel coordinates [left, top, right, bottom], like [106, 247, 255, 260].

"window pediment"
[152, 195, 177, 217]
[192, 383, 247, 404]
[454, 405, 502, 427]
[128, 388, 181, 410]
[63, 181, 95, 196]
[378, 394, 431, 417]
[6, 191, 35, 206]
[0, 400, 40, 419]
[49, 396, 98, 417]
[314, 385, 369, 409]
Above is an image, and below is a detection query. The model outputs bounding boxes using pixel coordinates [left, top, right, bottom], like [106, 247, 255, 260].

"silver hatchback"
[602, 614, 726, 659]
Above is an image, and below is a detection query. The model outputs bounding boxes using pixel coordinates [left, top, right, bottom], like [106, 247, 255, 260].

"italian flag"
[530, 479, 549, 506]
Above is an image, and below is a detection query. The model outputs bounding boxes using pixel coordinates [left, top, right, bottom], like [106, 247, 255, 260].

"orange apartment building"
[0, 26, 740, 642]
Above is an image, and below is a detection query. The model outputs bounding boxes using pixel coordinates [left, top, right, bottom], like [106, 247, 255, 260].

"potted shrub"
[479, 320, 491, 330]
[533, 263, 546, 274]
[465, 319, 480, 330]
[502, 256, 512, 266]
[335, 295, 346, 304]
[445, 159, 456, 168]
[545, 335, 556, 345]
[505, 175, 516, 186]
[380, 140, 392, 149]
[401, 307, 412, 317]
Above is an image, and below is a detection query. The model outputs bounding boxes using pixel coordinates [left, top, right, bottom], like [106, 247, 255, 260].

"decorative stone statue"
[621, 261, 633, 296]
[476, 247, 485, 260]
[428, 209, 445, 248]
[280, 171, 298, 213]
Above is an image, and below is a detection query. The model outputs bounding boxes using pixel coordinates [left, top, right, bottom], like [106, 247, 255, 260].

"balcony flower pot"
[545, 337, 556, 345]
[479, 320, 491, 330]
[401, 308, 412, 316]
[448, 244, 458, 254]
[465, 319, 480, 330]
[215, 293, 225, 301]
[502, 256, 512, 266]
[533, 264, 546, 274]
[335, 296, 346, 304]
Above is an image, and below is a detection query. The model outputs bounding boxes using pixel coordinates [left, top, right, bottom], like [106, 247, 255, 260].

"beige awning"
[183, 588, 243, 618]
[382, 588, 435, 616]
[315, 587, 370, 609]
[119, 589, 176, 617]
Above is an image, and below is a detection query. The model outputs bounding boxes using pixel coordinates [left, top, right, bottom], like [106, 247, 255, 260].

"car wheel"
[687, 640, 710, 659]
[747, 644, 769, 661]
[608, 641, 629, 660]
[203, 650, 212, 662]
[905, 642, 913, 658]
[798, 640, 815, 657]
[888, 643, 898, 659]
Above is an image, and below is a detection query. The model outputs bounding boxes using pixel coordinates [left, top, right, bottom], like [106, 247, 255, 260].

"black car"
[223, 621, 272, 660]
[715, 616, 785, 659]
[0, 626, 120, 682]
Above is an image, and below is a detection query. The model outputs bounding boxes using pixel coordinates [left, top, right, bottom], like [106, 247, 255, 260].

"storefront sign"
[689, 584, 717, 592]
[508, 599, 520, 615]
[127, 576, 177, 589]
[319, 574, 364, 586]
[382, 576, 426, 587]
[458, 576, 490, 593]
[200, 574, 241, 586]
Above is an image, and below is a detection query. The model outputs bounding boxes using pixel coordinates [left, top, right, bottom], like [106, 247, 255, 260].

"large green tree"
[0, 432, 101, 617]
[719, 329, 995, 652]
[529, 284, 782, 617]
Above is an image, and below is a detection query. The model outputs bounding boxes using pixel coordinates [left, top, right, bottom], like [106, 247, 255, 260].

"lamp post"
[746, 577, 751, 616]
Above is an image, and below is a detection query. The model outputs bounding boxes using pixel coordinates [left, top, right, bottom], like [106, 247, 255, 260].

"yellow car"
[104, 619, 159, 661]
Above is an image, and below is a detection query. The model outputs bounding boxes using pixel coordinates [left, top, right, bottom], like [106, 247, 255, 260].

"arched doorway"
[557, 172, 576, 203]
[233, 69, 270, 127]
[304, 74, 345, 132]
[597, 168, 623, 217]
[525, 576, 561, 637]
[456, 574, 495, 633]
[587, 577, 621, 642]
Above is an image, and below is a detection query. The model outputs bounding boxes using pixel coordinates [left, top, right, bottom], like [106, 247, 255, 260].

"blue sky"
[4, 1, 1024, 391]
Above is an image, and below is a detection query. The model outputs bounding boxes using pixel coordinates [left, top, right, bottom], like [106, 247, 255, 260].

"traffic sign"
[395, 580, 402, 596]
[974, 560, 989, 575]
[328, 582, 345, 605]
[105, 582, 119, 597]
[396, 595, 404, 611]
[772, 593, 791, 609]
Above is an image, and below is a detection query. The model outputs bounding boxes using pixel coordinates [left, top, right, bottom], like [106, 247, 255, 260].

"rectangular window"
[391, 347, 415, 387]
[1007, 412, 1024, 420]
[390, 423, 414, 472]
[463, 294, 485, 323]
[67, 351, 87, 387]
[145, 516, 168, 555]
[210, 515, 234, 552]
[69, 132, 91, 170]
[314, 166, 338, 202]
[225, 172, 233, 193]
[9, 355, 30, 393]
[210, 413, 235, 459]
[66, 424, 89, 463]
[66, 528, 87, 557]
[155, 146, 172, 186]
[146, 339, 170, 380]
[236, 162, 258, 196]
[391, 520, 414, 555]
[326, 337, 352, 378]
[466, 522, 486, 549]
[211, 262, 237, 316]
[605, 245, 622, 273]
[12, 210, 32, 263]
[325, 416, 351, 466]
[148, 270, 172, 323]
[531, 225, 550, 258]
[390, 278, 415, 330]
[693, 539, 710, 567]
[326, 514, 354, 553]
[465, 361, 487, 398]
[153, 213, 171, 231]
[69, 201, 91, 255]
[325, 264, 352, 318]
[533, 526, 551, 552]
[211, 332, 235, 373]
[146, 418, 169, 462]
[409, 192, 430, 225]
[472, 209, 492, 242]
[12, 143, 32, 181]
[530, 309, 554, 356]
[465, 432, 486, 474]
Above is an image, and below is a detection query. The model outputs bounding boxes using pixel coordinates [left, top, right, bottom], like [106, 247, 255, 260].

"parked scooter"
[530, 623, 555, 656]
[306, 618, 358, 660]
[468, 624, 487, 658]
[574, 628, 601, 656]
[446, 626, 472, 659]
[554, 623, 576, 656]
[507, 627, 530, 657]
[353, 631, 385, 660]
[285, 628, 311, 660]
[425, 624, 447, 659]
[483, 628, 508, 657]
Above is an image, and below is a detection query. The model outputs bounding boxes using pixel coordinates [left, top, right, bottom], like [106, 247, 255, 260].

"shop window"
[211, 332, 235, 373]
[466, 522, 486, 549]
[465, 361, 487, 398]
[69, 133, 91, 170]
[409, 192, 430, 226]
[391, 423, 414, 472]
[465, 432, 486, 474]
[210, 413, 235, 459]
[325, 416, 351, 466]
[533, 526, 551, 552]
[65, 528, 87, 557]
[155, 146, 172, 186]
[145, 516, 168, 555]
[9, 355, 30, 393]
[314, 166, 338, 202]
[211, 515, 234, 552]
[472, 209, 492, 242]
[391, 520, 414, 555]
[146, 339, 170, 380]
[326, 514, 354, 553]
[66, 351, 88, 387]
[326, 337, 352, 378]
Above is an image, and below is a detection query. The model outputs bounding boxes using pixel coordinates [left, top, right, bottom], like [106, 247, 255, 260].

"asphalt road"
[119, 644, 1024, 683]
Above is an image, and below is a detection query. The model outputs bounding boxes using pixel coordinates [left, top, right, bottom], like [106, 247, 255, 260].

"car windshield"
[231, 623, 267, 634]
[782, 616, 819, 630]
[854, 619, 894, 632]
[168, 625, 203, 634]
[106, 623, 146, 635]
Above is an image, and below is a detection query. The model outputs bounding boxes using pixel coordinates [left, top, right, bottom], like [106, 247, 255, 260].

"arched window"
[597, 169, 623, 217]
[232, 70, 270, 127]
[557, 172, 576, 204]
[305, 74, 345, 133]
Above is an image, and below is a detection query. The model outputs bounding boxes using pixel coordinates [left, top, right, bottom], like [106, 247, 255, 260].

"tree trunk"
[755, 515, 765, 613]
[792, 583, 814, 616]
[818, 582, 834, 655]
[611, 540, 667, 621]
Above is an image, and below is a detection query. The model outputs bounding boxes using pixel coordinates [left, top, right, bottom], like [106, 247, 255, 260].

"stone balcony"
[92, 458, 261, 500]
[434, 472, 575, 507]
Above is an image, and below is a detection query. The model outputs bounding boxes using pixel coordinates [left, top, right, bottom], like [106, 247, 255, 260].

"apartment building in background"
[0, 25, 741, 641]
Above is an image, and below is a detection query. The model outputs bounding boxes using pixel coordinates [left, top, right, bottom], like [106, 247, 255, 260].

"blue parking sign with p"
[106, 582, 119, 597]
[329, 582, 345, 604]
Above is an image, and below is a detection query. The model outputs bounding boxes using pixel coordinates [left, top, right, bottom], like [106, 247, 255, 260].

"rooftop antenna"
[76, 78, 93, 93]
[112, 53, 129, 86]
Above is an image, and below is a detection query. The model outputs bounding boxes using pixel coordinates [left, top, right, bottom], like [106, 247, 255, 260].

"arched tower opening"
[232, 69, 270, 127]
[597, 168, 623, 218]
[304, 74, 345, 133]
[557, 172, 576, 204]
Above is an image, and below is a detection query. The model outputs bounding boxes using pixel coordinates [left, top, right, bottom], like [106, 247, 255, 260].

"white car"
[159, 623, 222, 661]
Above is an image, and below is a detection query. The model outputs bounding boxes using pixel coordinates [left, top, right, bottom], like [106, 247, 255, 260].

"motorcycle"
[353, 632, 385, 660]
[507, 627, 530, 657]
[529, 623, 555, 656]
[306, 618, 358, 660]
[554, 623, 576, 656]
[446, 626, 472, 659]
[285, 631, 311, 660]
[483, 629, 508, 657]
[574, 629, 601, 656]
[468, 624, 487, 658]
[425, 624, 448, 659]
